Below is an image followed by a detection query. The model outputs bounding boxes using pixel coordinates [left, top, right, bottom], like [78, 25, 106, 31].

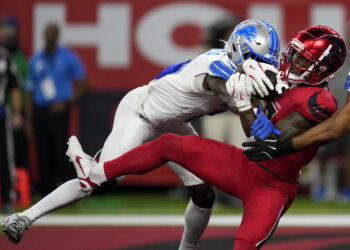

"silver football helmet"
[224, 19, 280, 67]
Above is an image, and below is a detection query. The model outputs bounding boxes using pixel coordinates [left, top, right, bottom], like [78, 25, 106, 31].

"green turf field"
[32, 192, 350, 215]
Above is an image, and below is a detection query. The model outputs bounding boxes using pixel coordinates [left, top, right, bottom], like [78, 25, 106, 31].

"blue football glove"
[345, 73, 350, 93]
[251, 105, 280, 139]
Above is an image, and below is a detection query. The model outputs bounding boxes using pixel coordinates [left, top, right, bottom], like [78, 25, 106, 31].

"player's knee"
[158, 133, 181, 145]
[155, 133, 183, 156]
[234, 239, 257, 250]
[187, 183, 215, 208]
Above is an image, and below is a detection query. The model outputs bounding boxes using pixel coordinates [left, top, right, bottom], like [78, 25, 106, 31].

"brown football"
[262, 70, 279, 101]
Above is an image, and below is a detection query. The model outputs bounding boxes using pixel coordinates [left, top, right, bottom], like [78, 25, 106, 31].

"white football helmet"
[224, 19, 280, 67]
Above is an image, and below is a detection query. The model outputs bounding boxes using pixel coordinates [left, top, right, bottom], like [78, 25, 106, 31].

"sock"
[101, 133, 183, 181]
[89, 163, 108, 185]
[20, 179, 90, 223]
[179, 200, 212, 250]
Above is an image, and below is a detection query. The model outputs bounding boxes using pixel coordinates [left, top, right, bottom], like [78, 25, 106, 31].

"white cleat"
[1, 213, 31, 244]
[66, 136, 98, 191]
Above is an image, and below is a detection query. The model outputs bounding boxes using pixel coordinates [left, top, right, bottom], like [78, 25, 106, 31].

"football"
[262, 69, 279, 101]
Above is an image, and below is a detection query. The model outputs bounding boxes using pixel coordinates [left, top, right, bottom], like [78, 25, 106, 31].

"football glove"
[275, 71, 290, 95]
[251, 105, 281, 139]
[242, 137, 295, 161]
[226, 72, 254, 112]
[242, 58, 278, 98]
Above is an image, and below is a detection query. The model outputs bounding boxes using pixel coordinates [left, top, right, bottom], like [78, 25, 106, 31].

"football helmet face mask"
[280, 25, 346, 85]
[224, 19, 280, 67]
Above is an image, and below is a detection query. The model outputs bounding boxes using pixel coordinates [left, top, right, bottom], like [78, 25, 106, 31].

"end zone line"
[2, 215, 350, 227]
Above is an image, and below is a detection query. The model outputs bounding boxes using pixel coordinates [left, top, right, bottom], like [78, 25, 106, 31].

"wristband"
[279, 139, 296, 155]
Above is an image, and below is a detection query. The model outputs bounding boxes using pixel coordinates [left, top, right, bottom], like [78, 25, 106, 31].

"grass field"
[26, 190, 350, 216]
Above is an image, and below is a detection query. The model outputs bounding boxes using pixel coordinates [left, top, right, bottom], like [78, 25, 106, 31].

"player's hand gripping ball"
[238, 59, 289, 101]
[225, 72, 254, 112]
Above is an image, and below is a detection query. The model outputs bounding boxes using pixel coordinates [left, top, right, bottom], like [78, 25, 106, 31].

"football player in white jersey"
[2, 19, 280, 249]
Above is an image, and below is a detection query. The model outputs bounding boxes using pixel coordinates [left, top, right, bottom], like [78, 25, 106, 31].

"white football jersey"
[139, 49, 237, 127]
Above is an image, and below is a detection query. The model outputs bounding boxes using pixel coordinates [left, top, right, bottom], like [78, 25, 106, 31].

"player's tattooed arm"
[203, 74, 239, 114]
[275, 111, 316, 141]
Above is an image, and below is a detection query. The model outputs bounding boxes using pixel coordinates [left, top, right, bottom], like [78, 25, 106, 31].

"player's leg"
[87, 132, 242, 249]
[166, 123, 215, 250]
[233, 187, 289, 250]
[1, 92, 146, 244]
[89, 133, 245, 195]
[80, 133, 244, 249]
[1, 178, 88, 243]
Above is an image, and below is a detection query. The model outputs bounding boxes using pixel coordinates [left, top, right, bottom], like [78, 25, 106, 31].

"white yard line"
[2, 214, 350, 227]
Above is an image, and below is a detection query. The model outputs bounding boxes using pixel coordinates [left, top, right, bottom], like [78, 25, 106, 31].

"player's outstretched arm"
[292, 93, 350, 150]
[203, 74, 238, 113]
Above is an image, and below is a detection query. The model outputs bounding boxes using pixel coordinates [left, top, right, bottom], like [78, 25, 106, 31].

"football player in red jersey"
[64, 25, 345, 250]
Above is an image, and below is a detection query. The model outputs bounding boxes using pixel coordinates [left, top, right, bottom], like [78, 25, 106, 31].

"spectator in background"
[199, 15, 244, 206]
[0, 15, 29, 169]
[26, 23, 88, 196]
[0, 45, 22, 213]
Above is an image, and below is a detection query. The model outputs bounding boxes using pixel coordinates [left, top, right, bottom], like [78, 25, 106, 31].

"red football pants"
[104, 133, 298, 249]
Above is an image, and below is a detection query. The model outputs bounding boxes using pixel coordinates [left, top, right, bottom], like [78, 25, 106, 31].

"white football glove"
[275, 71, 290, 94]
[242, 58, 278, 98]
[226, 72, 253, 112]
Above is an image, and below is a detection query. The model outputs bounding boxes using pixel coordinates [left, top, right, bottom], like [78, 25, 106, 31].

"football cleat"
[1, 213, 31, 244]
[66, 136, 98, 192]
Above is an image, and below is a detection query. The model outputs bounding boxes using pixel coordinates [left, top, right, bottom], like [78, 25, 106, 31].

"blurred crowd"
[1, 12, 350, 214]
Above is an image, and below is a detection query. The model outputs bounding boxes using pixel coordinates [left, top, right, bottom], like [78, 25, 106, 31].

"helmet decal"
[234, 25, 257, 43]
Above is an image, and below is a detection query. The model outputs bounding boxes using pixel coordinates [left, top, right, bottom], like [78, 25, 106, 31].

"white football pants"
[99, 87, 204, 186]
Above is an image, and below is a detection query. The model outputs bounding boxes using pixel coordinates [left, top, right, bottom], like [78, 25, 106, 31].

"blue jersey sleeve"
[209, 60, 235, 80]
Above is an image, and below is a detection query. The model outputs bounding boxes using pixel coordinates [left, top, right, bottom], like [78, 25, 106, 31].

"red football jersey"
[260, 85, 337, 182]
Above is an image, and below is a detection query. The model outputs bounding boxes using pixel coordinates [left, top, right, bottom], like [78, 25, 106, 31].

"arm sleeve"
[297, 91, 337, 123]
